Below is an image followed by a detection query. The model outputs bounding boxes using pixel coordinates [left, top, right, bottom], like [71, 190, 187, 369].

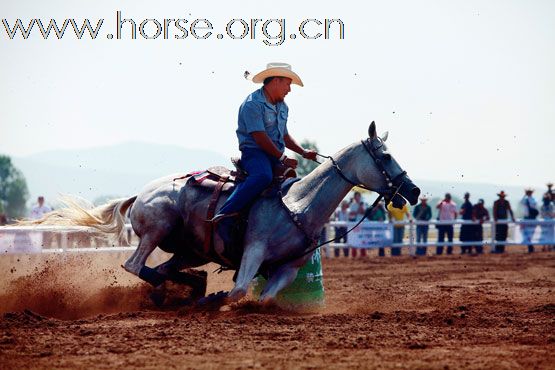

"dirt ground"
[0, 250, 553, 369]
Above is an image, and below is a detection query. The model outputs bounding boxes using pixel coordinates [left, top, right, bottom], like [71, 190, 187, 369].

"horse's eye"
[383, 153, 392, 161]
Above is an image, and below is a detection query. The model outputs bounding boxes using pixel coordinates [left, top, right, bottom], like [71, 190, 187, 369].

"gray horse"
[32, 122, 419, 306]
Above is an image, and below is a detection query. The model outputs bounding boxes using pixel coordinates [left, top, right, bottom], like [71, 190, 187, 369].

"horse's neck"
[284, 145, 357, 234]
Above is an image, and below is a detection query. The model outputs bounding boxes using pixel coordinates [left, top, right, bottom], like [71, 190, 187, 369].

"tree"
[0, 155, 29, 219]
[294, 139, 320, 178]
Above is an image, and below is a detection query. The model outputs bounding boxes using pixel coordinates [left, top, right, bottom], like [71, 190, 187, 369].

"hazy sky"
[1, 0, 553, 188]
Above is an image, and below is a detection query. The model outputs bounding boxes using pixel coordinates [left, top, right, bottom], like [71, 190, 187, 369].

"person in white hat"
[492, 190, 515, 254]
[412, 195, 432, 256]
[211, 63, 317, 244]
[520, 188, 538, 253]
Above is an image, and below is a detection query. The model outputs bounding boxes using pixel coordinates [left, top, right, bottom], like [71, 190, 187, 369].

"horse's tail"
[17, 195, 137, 244]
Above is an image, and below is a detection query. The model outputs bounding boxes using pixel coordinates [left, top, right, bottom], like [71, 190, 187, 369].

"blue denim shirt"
[236, 87, 289, 152]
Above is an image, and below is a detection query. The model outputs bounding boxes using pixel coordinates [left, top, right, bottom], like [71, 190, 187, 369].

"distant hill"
[6, 142, 542, 214]
[9, 142, 228, 207]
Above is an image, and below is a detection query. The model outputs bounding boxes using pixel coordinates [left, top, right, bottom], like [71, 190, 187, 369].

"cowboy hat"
[251, 62, 304, 86]
[524, 187, 534, 193]
[497, 191, 507, 197]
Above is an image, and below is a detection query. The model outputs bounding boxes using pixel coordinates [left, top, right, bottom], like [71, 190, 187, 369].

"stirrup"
[208, 212, 240, 224]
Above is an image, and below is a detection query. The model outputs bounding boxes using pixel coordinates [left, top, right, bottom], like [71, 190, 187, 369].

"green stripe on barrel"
[251, 249, 325, 311]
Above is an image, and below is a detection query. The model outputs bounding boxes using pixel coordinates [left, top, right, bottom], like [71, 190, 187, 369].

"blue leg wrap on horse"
[139, 266, 166, 287]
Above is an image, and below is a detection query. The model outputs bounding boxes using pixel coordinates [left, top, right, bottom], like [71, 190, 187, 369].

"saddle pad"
[188, 168, 300, 196]
[187, 168, 236, 192]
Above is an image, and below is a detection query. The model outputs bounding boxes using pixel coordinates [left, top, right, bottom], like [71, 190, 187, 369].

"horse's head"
[355, 121, 420, 208]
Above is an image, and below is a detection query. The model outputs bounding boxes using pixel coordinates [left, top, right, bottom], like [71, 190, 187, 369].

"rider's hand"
[283, 157, 298, 169]
[302, 149, 318, 161]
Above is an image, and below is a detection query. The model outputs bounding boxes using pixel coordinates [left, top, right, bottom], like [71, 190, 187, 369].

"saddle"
[184, 158, 298, 267]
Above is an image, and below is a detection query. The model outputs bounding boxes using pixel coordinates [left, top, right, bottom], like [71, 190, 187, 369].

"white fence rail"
[0, 224, 137, 254]
[1, 219, 554, 255]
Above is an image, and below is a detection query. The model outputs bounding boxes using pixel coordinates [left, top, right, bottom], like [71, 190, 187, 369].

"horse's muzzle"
[398, 178, 420, 206]
[387, 177, 420, 208]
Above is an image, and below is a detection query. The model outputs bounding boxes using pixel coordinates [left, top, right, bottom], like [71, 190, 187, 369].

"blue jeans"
[218, 148, 277, 215]
[522, 223, 537, 253]
[436, 225, 453, 255]
[391, 226, 404, 256]
[416, 225, 429, 256]
[334, 227, 349, 257]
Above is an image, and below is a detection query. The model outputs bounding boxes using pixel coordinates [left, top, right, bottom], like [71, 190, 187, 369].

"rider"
[211, 62, 317, 242]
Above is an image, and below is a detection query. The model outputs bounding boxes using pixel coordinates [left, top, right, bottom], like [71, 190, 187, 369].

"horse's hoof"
[196, 290, 228, 309]
[260, 296, 276, 308]
[174, 297, 195, 306]
[149, 288, 166, 307]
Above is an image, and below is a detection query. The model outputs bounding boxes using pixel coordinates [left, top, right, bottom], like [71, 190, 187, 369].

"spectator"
[539, 193, 554, 251]
[492, 191, 515, 254]
[29, 196, 54, 249]
[459, 192, 474, 254]
[520, 188, 538, 253]
[472, 199, 490, 254]
[387, 202, 411, 256]
[436, 193, 457, 255]
[349, 192, 366, 258]
[412, 196, 432, 256]
[30, 196, 52, 220]
[546, 182, 554, 203]
[365, 200, 387, 257]
[333, 200, 350, 257]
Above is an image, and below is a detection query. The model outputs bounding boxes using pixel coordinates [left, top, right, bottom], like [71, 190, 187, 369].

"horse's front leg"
[226, 241, 266, 302]
[258, 258, 307, 305]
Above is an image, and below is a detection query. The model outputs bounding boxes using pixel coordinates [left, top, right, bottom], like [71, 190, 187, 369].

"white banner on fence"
[348, 221, 393, 248]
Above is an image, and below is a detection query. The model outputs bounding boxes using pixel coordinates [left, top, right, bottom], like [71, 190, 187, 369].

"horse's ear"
[381, 131, 389, 142]
[368, 121, 377, 139]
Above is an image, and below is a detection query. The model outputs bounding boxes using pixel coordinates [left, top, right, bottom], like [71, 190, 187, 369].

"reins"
[275, 148, 406, 266]
[214, 139, 409, 272]
[314, 153, 373, 192]
[276, 194, 383, 266]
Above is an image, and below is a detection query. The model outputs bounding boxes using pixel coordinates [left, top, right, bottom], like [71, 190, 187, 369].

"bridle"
[272, 137, 409, 267]
[316, 137, 407, 201]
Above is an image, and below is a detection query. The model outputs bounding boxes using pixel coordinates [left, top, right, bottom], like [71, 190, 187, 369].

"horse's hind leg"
[154, 253, 187, 276]
[154, 254, 207, 299]
[123, 235, 165, 286]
